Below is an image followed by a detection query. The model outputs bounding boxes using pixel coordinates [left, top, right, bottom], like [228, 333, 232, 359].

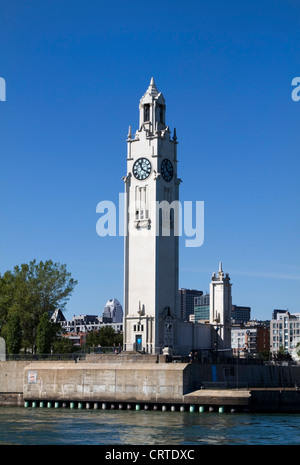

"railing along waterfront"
[4, 353, 86, 361]
[2, 349, 298, 367]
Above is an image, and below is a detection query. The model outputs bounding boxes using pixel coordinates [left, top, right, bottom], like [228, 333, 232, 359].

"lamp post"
[236, 336, 240, 390]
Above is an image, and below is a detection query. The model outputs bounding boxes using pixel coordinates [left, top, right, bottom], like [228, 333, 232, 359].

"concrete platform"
[183, 389, 251, 406]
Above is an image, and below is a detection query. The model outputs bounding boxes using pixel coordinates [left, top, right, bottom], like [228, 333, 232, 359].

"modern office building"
[179, 288, 203, 320]
[103, 299, 123, 323]
[231, 305, 251, 324]
[194, 294, 210, 322]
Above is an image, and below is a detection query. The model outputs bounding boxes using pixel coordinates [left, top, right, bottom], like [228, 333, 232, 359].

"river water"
[0, 406, 300, 446]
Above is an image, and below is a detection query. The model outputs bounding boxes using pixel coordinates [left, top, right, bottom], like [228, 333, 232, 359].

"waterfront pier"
[1, 354, 300, 412]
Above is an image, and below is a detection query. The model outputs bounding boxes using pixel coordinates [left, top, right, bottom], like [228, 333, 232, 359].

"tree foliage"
[53, 337, 78, 354]
[4, 312, 22, 354]
[274, 345, 292, 361]
[36, 313, 60, 354]
[86, 326, 123, 348]
[0, 259, 77, 353]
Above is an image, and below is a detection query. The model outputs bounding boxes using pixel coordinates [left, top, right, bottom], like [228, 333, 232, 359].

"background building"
[179, 288, 203, 320]
[103, 299, 123, 323]
[58, 299, 124, 334]
[272, 309, 289, 320]
[231, 322, 270, 357]
[270, 311, 300, 355]
[194, 294, 210, 322]
[231, 305, 251, 324]
[60, 314, 123, 334]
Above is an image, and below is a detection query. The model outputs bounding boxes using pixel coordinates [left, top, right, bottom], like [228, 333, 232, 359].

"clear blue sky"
[0, 0, 299, 321]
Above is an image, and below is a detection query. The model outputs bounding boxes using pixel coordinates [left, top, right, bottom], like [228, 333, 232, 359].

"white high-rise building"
[103, 299, 123, 323]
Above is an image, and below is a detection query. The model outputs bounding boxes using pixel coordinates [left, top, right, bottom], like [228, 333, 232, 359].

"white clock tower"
[123, 78, 180, 354]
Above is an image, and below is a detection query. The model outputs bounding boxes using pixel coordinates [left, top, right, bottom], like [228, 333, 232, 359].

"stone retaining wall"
[23, 361, 190, 403]
[2, 358, 300, 411]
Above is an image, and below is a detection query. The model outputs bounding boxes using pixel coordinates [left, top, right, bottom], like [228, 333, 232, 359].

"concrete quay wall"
[249, 389, 300, 413]
[2, 358, 300, 412]
[23, 361, 190, 403]
[190, 361, 300, 389]
[0, 361, 30, 406]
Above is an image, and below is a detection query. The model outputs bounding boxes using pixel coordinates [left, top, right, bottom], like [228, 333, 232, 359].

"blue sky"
[0, 0, 299, 321]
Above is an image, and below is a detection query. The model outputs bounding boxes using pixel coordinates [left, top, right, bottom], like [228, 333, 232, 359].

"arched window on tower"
[144, 104, 150, 122]
[159, 104, 165, 124]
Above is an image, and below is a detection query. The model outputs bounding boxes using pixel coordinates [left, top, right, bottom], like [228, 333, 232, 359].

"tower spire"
[139, 78, 166, 132]
[217, 261, 224, 279]
[145, 77, 159, 98]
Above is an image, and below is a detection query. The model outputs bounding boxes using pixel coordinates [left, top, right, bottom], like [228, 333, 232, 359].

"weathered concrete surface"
[0, 361, 30, 406]
[0, 361, 29, 392]
[183, 389, 251, 407]
[23, 362, 191, 403]
[84, 353, 168, 363]
[0, 392, 24, 406]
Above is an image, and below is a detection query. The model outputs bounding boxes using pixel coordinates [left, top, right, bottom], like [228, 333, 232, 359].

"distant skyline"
[0, 0, 299, 321]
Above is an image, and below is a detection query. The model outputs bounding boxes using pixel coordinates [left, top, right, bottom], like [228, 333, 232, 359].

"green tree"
[86, 327, 123, 348]
[275, 345, 292, 361]
[4, 312, 22, 354]
[98, 326, 122, 346]
[86, 330, 100, 348]
[36, 313, 60, 354]
[0, 271, 15, 330]
[257, 350, 271, 361]
[53, 337, 77, 354]
[0, 259, 77, 352]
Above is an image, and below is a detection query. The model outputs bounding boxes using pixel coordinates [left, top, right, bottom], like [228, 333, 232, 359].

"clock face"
[133, 157, 151, 180]
[161, 158, 173, 182]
